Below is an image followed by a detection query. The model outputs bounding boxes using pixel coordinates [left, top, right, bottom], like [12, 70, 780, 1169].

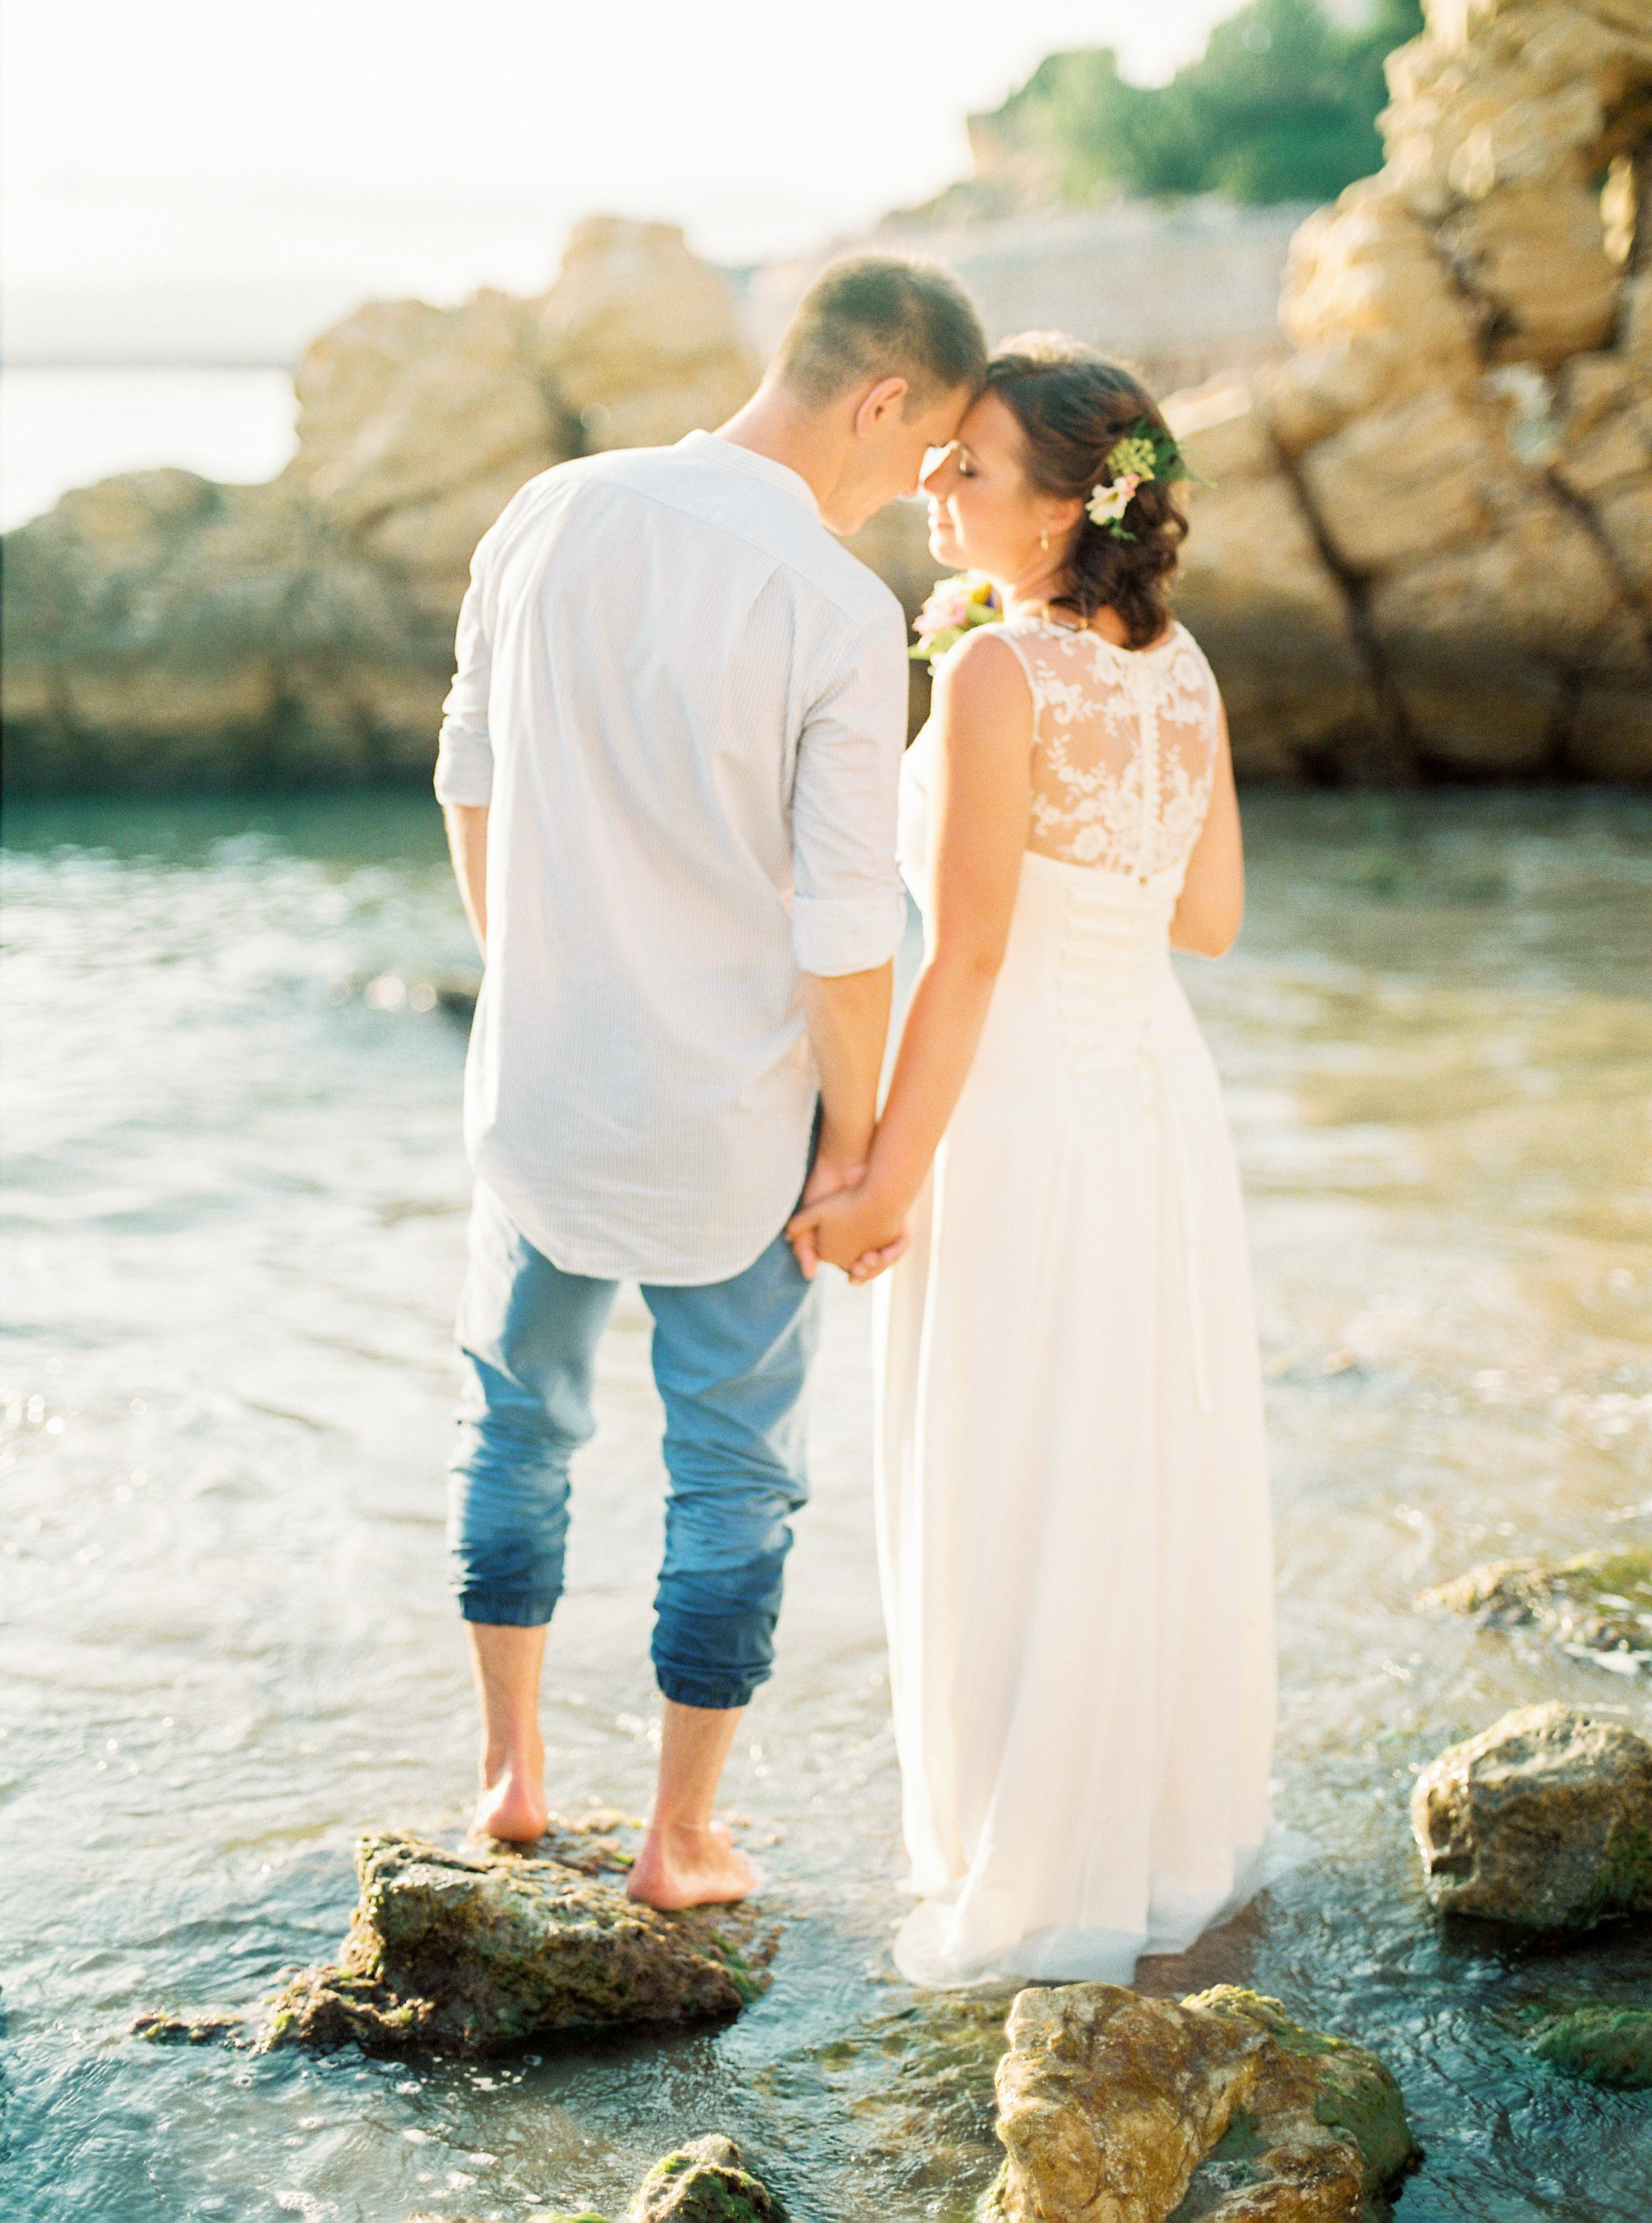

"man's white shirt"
[433, 430, 910, 1285]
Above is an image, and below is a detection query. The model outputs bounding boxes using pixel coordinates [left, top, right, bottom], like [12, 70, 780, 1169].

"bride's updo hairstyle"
[985, 334, 1188, 651]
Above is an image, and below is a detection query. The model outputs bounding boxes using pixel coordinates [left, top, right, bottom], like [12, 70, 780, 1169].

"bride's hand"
[786, 1184, 909, 1283]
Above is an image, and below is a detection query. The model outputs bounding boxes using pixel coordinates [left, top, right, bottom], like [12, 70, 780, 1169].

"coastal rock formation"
[1167, 0, 1652, 779]
[0, 467, 447, 783]
[1, 221, 759, 790]
[1410, 1702, 1652, 1928]
[1419, 1545, 1652, 1673]
[985, 1983, 1419, 2223]
[259, 1827, 773, 2056]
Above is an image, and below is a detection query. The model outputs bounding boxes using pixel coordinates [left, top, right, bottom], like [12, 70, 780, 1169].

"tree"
[985, 0, 1425, 207]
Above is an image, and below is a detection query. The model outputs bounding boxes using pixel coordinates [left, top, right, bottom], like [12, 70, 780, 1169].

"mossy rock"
[625, 2135, 786, 2223]
[1411, 1704, 1652, 1930]
[987, 1982, 1420, 2223]
[1420, 1547, 1652, 1674]
[258, 1830, 777, 2056]
[1531, 2007, 1652, 2091]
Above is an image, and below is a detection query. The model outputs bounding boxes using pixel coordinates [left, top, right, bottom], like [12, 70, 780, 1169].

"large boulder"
[1366, 495, 1652, 770]
[985, 1983, 1419, 2223]
[0, 471, 451, 788]
[533, 217, 760, 451]
[286, 288, 570, 608]
[283, 219, 758, 605]
[259, 1829, 773, 2056]
[1410, 1702, 1652, 1929]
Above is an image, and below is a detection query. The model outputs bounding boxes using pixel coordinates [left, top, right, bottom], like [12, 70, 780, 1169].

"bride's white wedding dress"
[876, 614, 1276, 1989]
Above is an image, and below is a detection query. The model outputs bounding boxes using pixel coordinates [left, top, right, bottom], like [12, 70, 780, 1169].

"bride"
[788, 334, 1276, 1989]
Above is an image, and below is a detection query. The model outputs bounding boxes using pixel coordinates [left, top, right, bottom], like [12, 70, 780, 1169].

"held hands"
[787, 1166, 909, 1284]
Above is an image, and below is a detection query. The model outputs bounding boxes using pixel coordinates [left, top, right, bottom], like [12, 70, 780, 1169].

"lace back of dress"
[1005, 622, 1221, 881]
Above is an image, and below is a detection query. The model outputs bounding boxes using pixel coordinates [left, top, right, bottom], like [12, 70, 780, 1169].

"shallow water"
[2, 788, 1649, 2222]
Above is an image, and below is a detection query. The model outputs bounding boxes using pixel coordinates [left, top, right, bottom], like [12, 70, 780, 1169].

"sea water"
[0, 368, 298, 532]
[1, 788, 1649, 2221]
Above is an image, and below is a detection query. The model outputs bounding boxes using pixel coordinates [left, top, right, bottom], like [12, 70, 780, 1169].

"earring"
[1039, 530, 1050, 551]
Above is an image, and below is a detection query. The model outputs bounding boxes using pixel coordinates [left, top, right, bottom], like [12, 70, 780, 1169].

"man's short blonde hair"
[773, 255, 987, 416]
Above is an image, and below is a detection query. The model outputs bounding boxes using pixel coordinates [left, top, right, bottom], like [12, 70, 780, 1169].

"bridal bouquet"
[909, 572, 1004, 664]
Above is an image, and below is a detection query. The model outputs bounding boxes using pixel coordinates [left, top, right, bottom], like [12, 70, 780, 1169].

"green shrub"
[984, 0, 1425, 207]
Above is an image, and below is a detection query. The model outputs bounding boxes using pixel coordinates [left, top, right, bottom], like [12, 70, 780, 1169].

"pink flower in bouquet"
[910, 573, 1005, 665]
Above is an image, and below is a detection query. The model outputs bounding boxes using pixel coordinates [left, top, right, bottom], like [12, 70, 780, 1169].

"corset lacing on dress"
[987, 617, 1225, 1413]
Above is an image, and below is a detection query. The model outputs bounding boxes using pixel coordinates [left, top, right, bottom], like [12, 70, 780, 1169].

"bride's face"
[922, 393, 1074, 582]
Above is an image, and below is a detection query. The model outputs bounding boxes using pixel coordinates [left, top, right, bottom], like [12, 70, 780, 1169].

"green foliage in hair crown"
[1085, 419, 1199, 543]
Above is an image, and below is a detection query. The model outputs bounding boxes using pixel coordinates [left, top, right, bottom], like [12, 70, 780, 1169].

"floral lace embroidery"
[1002, 621, 1221, 880]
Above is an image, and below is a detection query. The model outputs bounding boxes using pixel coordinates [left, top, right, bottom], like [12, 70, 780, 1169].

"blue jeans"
[447, 1181, 821, 1710]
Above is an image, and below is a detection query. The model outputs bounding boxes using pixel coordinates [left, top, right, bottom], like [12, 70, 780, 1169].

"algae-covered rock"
[625, 2133, 787, 2222]
[402, 2133, 785, 2223]
[258, 1830, 773, 2056]
[985, 1981, 1419, 2223]
[1529, 2007, 1652, 2093]
[1419, 1548, 1652, 1676]
[1410, 1703, 1652, 1930]
[131, 2008, 247, 2046]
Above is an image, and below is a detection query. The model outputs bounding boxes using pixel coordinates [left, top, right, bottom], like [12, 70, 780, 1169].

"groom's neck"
[714, 382, 852, 521]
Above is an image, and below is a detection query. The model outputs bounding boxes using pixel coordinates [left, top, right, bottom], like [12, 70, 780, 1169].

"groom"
[435, 255, 986, 1906]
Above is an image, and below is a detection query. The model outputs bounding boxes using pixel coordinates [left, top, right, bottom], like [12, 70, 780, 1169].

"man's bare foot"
[470, 1747, 547, 1844]
[626, 1820, 755, 1910]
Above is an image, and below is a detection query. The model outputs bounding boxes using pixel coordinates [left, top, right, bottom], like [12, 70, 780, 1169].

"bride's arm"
[1170, 700, 1244, 957]
[788, 631, 1032, 1273]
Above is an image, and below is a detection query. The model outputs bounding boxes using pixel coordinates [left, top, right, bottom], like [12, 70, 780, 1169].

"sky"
[4, 0, 1248, 304]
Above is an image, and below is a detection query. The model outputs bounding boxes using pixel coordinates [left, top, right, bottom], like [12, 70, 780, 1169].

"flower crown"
[908, 571, 1004, 665]
[1084, 419, 1195, 542]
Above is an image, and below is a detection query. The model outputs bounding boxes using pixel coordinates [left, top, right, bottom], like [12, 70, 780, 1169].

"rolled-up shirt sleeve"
[433, 560, 495, 806]
[790, 601, 910, 977]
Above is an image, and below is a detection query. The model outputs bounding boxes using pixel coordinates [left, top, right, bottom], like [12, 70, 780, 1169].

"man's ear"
[853, 376, 910, 437]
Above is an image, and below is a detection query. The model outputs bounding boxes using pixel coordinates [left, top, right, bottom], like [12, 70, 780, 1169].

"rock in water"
[1410, 1703, 1652, 1930]
[985, 1983, 1419, 2223]
[1419, 1547, 1652, 1675]
[131, 2008, 247, 2045]
[1529, 2006, 1652, 2092]
[399, 2131, 785, 2223]
[258, 1831, 771, 2054]
[624, 2133, 787, 2223]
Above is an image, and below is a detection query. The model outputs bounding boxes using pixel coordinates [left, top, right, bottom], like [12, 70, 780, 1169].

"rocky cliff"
[4, 0, 1650, 788]
[1, 219, 760, 788]
[1164, 0, 1652, 777]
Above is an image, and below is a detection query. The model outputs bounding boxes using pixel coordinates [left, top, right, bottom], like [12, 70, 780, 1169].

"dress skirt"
[873, 851, 1276, 1987]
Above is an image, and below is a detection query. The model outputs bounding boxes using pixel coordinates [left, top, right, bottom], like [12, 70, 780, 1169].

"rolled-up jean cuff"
[655, 1667, 763, 1710]
[459, 1586, 559, 1628]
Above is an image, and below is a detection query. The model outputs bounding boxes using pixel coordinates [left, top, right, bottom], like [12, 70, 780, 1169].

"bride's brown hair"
[985, 334, 1187, 651]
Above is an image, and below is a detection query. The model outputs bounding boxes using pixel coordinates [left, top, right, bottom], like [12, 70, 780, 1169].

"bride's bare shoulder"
[929, 628, 1035, 760]
[933, 623, 1031, 704]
